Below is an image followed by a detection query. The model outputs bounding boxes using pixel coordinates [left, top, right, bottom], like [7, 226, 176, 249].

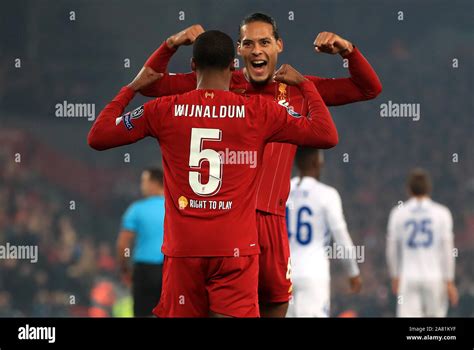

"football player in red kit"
[88, 30, 338, 317]
[138, 13, 382, 317]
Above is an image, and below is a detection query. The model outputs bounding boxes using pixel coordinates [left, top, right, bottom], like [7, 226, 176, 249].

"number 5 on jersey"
[189, 128, 223, 196]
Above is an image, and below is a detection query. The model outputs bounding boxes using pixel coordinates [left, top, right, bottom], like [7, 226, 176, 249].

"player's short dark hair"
[193, 30, 235, 70]
[407, 168, 431, 196]
[239, 12, 280, 41]
[144, 167, 163, 185]
[295, 147, 321, 171]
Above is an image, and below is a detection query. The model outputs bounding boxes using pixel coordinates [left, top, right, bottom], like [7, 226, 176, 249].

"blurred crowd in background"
[0, 0, 472, 316]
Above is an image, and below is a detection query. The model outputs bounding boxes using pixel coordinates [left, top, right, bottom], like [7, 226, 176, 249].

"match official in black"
[117, 168, 165, 317]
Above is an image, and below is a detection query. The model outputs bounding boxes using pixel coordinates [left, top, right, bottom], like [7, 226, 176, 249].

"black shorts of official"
[132, 262, 163, 317]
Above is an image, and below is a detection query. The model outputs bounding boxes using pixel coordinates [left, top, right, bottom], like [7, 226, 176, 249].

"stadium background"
[0, 0, 472, 317]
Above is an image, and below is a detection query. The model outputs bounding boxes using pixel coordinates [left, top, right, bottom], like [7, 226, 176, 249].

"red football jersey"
[142, 42, 382, 216]
[88, 81, 337, 257]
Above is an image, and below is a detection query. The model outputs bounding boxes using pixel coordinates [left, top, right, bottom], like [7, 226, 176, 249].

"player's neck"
[299, 170, 319, 180]
[412, 195, 430, 200]
[146, 190, 163, 197]
[196, 70, 231, 91]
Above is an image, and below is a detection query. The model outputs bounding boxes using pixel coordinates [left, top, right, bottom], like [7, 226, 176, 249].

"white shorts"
[397, 280, 448, 317]
[287, 277, 330, 317]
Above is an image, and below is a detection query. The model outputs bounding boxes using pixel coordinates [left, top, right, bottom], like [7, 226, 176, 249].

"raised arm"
[87, 68, 164, 150]
[263, 64, 338, 148]
[139, 25, 204, 97]
[306, 31, 382, 106]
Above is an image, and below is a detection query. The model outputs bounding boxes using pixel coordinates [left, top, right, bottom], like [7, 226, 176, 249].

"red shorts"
[153, 255, 259, 318]
[256, 210, 292, 303]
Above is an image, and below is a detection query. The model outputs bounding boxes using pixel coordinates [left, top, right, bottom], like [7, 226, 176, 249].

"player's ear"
[230, 60, 236, 71]
[191, 58, 196, 71]
[276, 38, 283, 53]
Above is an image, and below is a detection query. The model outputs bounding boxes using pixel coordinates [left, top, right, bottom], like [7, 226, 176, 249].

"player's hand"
[447, 281, 459, 307]
[349, 275, 362, 293]
[273, 64, 307, 86]
[166, 24, 205, 49]
[313, 32, 354, 56]
[391, 278, 399, 295]
[128, 66, 164, 92]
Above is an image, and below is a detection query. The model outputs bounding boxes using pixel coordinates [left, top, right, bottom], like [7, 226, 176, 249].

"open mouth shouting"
[249, 59, 268, 77]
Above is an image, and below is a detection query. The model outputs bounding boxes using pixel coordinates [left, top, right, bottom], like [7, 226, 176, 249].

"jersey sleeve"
[262, 80, 338, 148]
[304, 46, 382, 106]
[121, 203, 138, 233]
[325, 189, 360, 277]
[87, 86, 166, 150]
[144, 41, 177, 73]
[386, 207, 401, 278]
[139, 41, 197, 97]
[140, 72, 197, 97]
[325, 188, 348, 232]
[440, 208, 455, 281]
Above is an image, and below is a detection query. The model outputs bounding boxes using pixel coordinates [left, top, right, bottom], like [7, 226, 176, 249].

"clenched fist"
[273, 64, 307, 86]
[166, 24, 205, 49]
[314, 32, 353, 56]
